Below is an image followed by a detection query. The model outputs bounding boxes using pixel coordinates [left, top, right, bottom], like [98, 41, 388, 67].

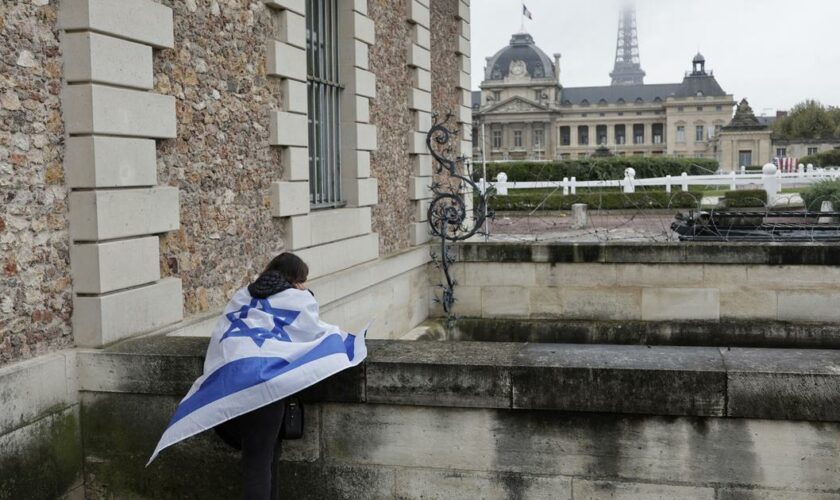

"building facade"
[1, 0, 471, 495]
[713, 99, 773, 170]
[772, 139, 840, 160]
[472, 7, 735, 162]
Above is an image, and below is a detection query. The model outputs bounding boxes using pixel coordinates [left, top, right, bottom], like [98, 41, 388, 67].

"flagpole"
[520, 2, 525, 33]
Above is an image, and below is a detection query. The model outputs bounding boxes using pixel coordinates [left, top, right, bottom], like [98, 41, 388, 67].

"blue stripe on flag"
[166, 333, 349, 428]
[344, 333, 356, 361]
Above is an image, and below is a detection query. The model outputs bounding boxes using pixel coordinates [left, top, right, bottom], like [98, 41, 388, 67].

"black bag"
[282, 398, 304, 440]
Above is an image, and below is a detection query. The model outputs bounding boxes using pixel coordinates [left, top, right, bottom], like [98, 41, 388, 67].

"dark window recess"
[306, 0, 343, 208]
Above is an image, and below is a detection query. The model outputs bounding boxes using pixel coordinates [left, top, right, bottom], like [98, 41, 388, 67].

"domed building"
[473, 6, 745, 168]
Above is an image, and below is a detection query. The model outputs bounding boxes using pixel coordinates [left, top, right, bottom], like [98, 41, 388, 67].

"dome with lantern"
[484, 33, 556, 81]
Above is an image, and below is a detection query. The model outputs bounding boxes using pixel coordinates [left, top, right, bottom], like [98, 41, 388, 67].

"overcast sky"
[471, 0, 840, 114]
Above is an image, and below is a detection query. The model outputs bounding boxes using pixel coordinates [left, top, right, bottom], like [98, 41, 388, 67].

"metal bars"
[306, 0, 343, 208]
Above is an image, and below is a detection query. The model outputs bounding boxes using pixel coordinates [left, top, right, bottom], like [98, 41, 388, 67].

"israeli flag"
[148, 286, 368, 464]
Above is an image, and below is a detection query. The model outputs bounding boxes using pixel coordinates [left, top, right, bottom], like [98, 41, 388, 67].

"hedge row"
[476, 157, 720, 183]
[801, 179, 840, 211]
[801, 149, 840, 168]
[723, 189, 767, 208]
[489, 190, 700, 211]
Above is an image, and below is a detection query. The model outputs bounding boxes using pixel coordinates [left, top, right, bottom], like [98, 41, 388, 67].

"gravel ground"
[485, 210, 682, 242]
[483, 208, 817, 243]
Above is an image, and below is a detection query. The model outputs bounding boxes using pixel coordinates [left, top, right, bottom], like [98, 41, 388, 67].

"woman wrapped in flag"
[149, 252, 368, 499]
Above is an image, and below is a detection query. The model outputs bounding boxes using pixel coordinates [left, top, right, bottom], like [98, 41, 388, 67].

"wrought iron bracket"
[425, 113, 494, 317]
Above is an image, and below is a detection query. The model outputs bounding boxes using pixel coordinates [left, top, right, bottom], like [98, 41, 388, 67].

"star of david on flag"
[148, 287, 370, 464]
[220, 299, 300, 347]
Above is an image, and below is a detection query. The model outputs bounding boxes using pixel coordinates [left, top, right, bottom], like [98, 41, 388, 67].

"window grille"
[306, 0, 343, 208]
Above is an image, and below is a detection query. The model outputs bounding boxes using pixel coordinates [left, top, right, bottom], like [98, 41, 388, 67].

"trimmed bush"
[489, 190, 700, 211]
[476, 157, 719, 183]
[723, 189, 767, 208]
[801, 179, 840, 211]
[801, 149, 840, 168]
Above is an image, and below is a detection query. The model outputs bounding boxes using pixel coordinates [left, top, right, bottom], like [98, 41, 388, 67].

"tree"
[773, 100, 840, 140]
[828, 107, 840, 137]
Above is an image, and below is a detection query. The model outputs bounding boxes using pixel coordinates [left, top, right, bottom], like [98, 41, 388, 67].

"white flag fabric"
[148, 286, 368, 464]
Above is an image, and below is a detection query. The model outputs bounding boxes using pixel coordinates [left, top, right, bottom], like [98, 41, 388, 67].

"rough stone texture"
[153, 0, 287, 316]
[367, 0, 414, 254]
[430, 0, 459, 128]
[0, 0, 72, 366]
[428, 0, 466, 199]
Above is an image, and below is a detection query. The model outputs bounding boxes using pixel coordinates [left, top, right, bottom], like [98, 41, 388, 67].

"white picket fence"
[479, 163, 840, 199]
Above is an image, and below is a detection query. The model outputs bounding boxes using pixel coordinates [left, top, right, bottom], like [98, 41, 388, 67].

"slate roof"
[560, 75, 727, 106]
[561, 83, 681, 106]
[724, 99, 767, 131]
[472, 90, 481, 109]
[485, 33, 556, 81]
[671, 74, 726, 98]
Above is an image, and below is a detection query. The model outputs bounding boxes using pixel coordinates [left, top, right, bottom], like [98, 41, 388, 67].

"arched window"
[635, 97, 644, 105]
[598, 98, 608, 106]
[581, 99, 590, 107]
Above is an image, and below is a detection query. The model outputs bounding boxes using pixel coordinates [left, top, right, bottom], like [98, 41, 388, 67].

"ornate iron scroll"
[425, 112, 493, 316]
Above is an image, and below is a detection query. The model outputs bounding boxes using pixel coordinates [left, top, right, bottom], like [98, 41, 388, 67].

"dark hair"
[264, 252, 309, 284]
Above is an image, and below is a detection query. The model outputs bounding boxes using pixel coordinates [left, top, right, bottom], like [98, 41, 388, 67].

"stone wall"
[154, 0, 286, 316]
[429, 0, 460, 124]
[447, 242, 840, 323]
[0, 352, 82, 499]
[65, 335, 840, 499]
[0, 1, 72, 366]
[367, 0, 415, 254]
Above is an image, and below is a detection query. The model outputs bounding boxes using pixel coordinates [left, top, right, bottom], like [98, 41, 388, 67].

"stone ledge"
[61, 84, 176, 138]
[458, 241, 840, 266]
[75, 336, 840, 422]
[58, 0, 174, 49]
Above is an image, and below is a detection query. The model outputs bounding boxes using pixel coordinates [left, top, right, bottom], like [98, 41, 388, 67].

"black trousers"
[216, 399, 286, 500]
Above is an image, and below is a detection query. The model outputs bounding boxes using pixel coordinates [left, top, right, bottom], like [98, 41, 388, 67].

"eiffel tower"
[610, 4, 646, 86]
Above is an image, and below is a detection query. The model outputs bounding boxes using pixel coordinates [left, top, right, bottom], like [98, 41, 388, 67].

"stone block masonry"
[266, 0, 381, 276]
[367, 1, 421, 254]
[152, 0, 289, 316]
[59, 0, 183, 348]
[452, 242, 840, 323]
[69, 335, 840, 498]
[405, 0, 435, 246]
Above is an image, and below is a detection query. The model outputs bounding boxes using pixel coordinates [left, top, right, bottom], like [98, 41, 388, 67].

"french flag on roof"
[523, 4, 533, 19]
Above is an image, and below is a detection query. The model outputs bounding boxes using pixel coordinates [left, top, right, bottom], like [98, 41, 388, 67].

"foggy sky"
[471, 0, 840, 114]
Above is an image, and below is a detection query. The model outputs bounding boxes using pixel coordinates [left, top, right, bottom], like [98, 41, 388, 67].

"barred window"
[306, 0, 343, 208]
